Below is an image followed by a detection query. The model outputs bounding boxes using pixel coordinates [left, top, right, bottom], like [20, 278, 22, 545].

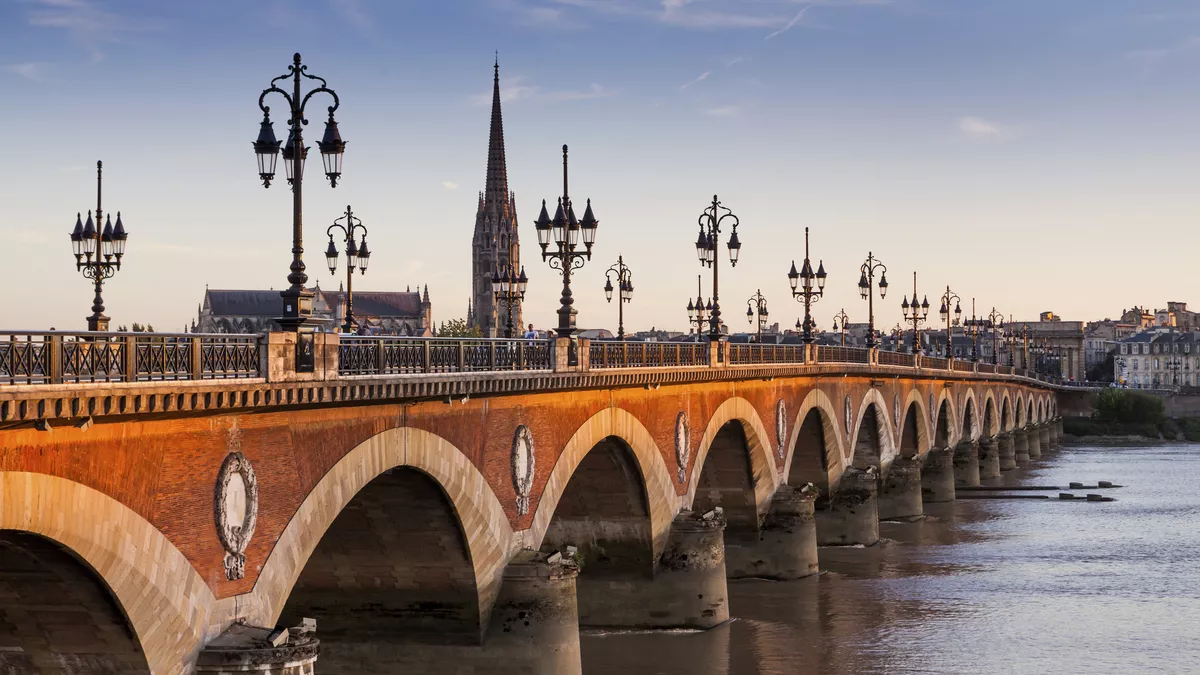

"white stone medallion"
[775, 400, 787, 460]
[511, 425, 535, 516]
[214, 443, 258, 581]
[675, 412, 690, 483]
[844, 395, 853, 439]
[894, 394, 901, 435]
[930, 393, 937, 428]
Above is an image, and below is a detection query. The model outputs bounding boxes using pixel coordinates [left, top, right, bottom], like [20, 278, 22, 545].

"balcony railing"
[589, 341, 708, 369]
[338, 337, 553, 376]
[817, 346, 871, 364]
[0, 331, 260, 385]
[729, 343, 807, 366]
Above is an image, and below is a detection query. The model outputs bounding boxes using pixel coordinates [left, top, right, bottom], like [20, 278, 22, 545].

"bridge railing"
[977, 363, 996, 374]
[589, 341, 708, 369]
[952, 360, 975, 373]
[921, 356, 949, 370]
[338, 336, 553, 376]
[728, 343, 807, 365]
[816, 345, 871, 364]
[877, 350, 914, 368]
[0, 331, 261, 385]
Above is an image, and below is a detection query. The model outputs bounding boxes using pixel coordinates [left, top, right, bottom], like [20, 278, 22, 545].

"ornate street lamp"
[746, 290, 769, 343]
[900, 272, 930, 355]
[985, 307, 1005, 365]
[857, 252, 888, 348]
[492, 262, 528, 339]
[69, 161, 128, 332]
[254, 53, 345, 331]
[534, 145, 597, 339]
[694, 195, 742, 342]
[937, 285, 963, 357]
[686, 275, 712, 337]
[787, 227, 826, 343]
[961, 298, 984, 362]
[603, 255, 633, 340]
[324, 205, 370, 333]
[831, 309, 850, 347]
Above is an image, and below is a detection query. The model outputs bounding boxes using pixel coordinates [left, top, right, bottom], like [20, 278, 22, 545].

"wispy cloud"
[23, 0, 163, 59]
[4, 63, 49, 82]
[765, 4, 813, 40]
[472, 77, 613, 105]
[957, 116, 1010, 141]
[442, 181, 459, 191]
[329, 0, 372, 34]
[1127, 36, 1200, 63]
[706, 104, 742, 117]
[680, 70, 712, 89]
[502, 0, 888, 33]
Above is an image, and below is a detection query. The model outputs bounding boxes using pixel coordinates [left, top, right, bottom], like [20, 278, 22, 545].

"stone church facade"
[469, 60, 522, 337]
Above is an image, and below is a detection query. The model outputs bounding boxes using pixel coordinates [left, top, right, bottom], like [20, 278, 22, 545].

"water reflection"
[582, 445, 1200, 675]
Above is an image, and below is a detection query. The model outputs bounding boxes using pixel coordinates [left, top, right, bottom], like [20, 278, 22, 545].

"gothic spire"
[485, 55, 509, 205]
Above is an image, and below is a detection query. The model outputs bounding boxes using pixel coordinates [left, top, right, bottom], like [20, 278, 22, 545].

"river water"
[582, 444, 1200, 674]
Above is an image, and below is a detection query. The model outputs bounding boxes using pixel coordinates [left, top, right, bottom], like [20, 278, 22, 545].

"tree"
[116, 324, 155, 333]
[1087, 352, 1115, 383]
[437, 318, 481, 338]
[1094, 388, 1164, 425]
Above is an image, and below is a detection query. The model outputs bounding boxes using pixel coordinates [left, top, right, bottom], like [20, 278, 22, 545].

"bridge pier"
[197, 624, 319, 675]
[1039, 424, 1052, 453]
[952, 440, 980, 487]
[997, 432, 1017, 471]
[920, 447, 956, 502]
[1027, 425, 1043, 459]
[1054, 417, 1064, 446]
[978, 436, 1001, 481]
[727, 485, 818, 580]
[481, 551, 582, 675]
[815, 468, 879, 546]
[877, 456, 923, 520]
[1013, 428, 1031, 463]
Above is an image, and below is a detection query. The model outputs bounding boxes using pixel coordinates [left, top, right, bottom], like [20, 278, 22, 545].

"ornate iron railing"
[589, 341, 708, 369]
[817, 346, 871, 364]
[338, 337, 553, 376]
[728, 343, 807, 365]
[977, 363, 996, 374]
[922, 356, 949, 370]
[953, 360, 975, 373]
[0, 332, 260, 385]
[878, 350, 914, 367]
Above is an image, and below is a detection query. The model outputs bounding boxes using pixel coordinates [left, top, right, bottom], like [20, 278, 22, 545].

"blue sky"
[2, 0, 1198, 333]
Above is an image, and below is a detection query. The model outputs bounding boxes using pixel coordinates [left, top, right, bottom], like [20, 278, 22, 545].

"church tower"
[470, 58, 522, 336]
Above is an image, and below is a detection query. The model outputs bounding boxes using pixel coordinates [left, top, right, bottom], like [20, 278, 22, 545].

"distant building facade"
[195, 284, 432, 335]
[1115, 330, 1200, 389]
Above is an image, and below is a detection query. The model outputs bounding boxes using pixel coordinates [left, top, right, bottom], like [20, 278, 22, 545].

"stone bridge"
[0, 332, 1064, 674]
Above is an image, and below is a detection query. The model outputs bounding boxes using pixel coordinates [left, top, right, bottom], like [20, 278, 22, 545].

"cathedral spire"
[485, 55, 509, 205]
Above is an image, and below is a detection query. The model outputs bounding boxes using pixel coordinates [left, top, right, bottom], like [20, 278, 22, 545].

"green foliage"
[1086, 352, 1115, 383]
[1063, 417, 1160, 439]
[437, 318, 481, 338]
[116, 323, 155, 333]
[1094, 388, 1164, 425]
[1178, 418, 1200, 443]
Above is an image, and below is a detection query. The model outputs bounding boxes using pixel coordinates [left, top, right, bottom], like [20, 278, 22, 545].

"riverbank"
[1063, 416, 1200, 443]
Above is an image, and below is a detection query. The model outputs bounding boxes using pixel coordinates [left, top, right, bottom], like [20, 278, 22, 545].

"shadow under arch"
[0, 472, 214, 674]
[962, 394, 978, 441]
[529, 406, 676, 562]
[687, 397, 779, 523]
[934, 396, 953, 448]
[934, 388, 959, 446]
[982, 392, 999, 437]
[1000, 393, 1012, 432]
[899, 387, 932, 458]
[248, 427, 513, 636]
[849, 388, 896, 470]
[783, 389, 846, 492]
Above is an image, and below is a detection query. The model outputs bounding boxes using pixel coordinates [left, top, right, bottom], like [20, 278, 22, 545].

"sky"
[1, 0, 1198, 335]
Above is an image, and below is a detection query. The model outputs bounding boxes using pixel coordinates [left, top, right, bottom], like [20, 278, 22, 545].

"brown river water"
[581, 444, 1200, 675]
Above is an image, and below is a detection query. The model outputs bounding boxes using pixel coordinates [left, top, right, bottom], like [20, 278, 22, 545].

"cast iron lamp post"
[831, 309, 850, 347]
[962, 298, 983, 362]
[253, 52, 346, 331]
[985, 307, 1005, 365]
[324, 205, 370, 333]
[787, 227, 826, 343]
[686, 276, 712, 337]
[533, 145, 597, 339]
[857, 252, 888, 348]
[937, 285, 963, 357]
[900, 272, 930, 355]
[694, 195, 742, 342]
[603, 255, 633, 340]
[69, 161, 128, 332]
[491, 263, 528, 339]
[746, 290, 769, 342]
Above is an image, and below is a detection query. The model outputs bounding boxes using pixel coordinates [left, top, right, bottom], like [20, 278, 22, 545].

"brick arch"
[782, 388, 847, 490]
[247, 427, 513, 633]
[934, 388, 959, 446]
[982, 389, 1000, 437]
[961, 388, 981, 440]
[849, 388, 897, 469]
[688, 397, 779, 522]
[530, 406, 676, 562]
[0, 472, 214, 675]
[900, 387, 932, 458]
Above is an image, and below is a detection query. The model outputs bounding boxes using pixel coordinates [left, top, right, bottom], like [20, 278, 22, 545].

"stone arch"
[933, 396, 953, 448]
[849, 388, 896, 470]
[0, 472, 214, 674]
[1014, 393, 1026, 427]
[1037, 399, 1044, 423]
[982, 390, 1000, 437]
[687, 397, 779, 523]
[962, 394, 978, 441]
[531, 406, 676, 562]
[1000, 392, 1013, 431]
[934, 388, 959, 446]
[248, 427, 513, 637]
[782, 388, 847, 492]
[899, 388, 932, 458]
[1027, 399, 1035, 427]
